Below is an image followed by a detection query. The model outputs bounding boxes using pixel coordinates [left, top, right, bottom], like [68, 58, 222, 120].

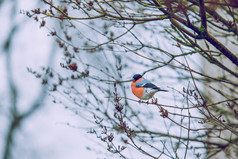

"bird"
[131, 74, 168, 100]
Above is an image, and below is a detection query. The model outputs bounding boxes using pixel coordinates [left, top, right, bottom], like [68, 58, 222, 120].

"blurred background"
[0, 0, 102, 158]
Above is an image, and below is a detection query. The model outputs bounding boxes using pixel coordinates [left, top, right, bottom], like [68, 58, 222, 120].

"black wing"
[142, 83, 158, 89]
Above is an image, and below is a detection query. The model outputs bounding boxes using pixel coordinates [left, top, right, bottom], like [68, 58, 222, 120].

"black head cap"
[133, 74, 142, 81]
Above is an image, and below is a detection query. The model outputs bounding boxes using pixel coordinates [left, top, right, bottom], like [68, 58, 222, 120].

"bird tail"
[157, 88, 168, 92]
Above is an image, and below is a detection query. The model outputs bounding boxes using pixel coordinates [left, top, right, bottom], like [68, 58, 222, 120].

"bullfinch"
[131, 74, 168, 100]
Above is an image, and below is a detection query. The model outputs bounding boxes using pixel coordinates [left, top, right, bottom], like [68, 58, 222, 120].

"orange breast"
[131, 78, 144, 99]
